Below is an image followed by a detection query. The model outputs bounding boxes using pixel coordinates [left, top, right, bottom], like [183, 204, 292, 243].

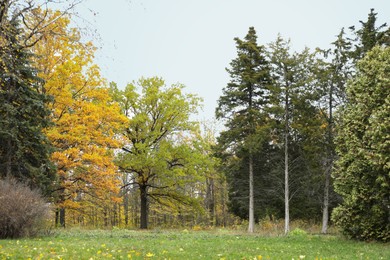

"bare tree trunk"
[322, 162, 331, 233]
[140, 184, 148, 229]
[206, 177, 216, 226]
[59, 208, 66, 228]
[5, 139, 12, 177]
[322, 84, 334, 234]
[124, 193, 129, 226]
[248, 153, 255, 233]
[284, 90, 290, 235]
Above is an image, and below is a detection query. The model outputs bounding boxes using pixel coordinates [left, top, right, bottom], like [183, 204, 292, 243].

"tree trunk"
[322, 83, 334, 234]
[140, 184, 148, 229]
[5, 139, 12, 177]
[322, 163, 331, 233]
[284, 90, 290, 235]
[248, 153, 255, 233]
[123, 188, 129, 226]
[206, 177, 215, 226]
[59, 208, 66, 228]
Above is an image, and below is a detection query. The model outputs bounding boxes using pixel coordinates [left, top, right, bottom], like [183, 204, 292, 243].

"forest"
[0, 0, 389, 243]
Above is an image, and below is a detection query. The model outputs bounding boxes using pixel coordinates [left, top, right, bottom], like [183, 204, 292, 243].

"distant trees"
[1, 0, 389, 240]
[216, 9, 389, 240]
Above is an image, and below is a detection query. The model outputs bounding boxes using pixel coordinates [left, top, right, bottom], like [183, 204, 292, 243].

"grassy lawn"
[0, 228, 389, 259]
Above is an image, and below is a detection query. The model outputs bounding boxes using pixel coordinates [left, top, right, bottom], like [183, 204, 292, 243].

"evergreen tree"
[332, 46, 390, 242]
[316, 29, 352, 234]
[216, 27, 272, 233]
[268, 36, 322, 233]
[0, 9, 55, 194]
[348, 8, 390, 62]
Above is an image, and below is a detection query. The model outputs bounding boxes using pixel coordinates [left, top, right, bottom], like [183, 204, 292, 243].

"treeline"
[216, 11, 389, 241]
[0, 1, 388, 242]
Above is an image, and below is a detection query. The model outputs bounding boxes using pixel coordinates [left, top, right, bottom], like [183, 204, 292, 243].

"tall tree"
[0, 3, 55, 193]
[332, 46, 390, 242]
[316, 29, 352, 234]
[115, 77, 204, 229]
[319, 9, 389, 234]
[348, 8, 390, 62]
[268, 36, 319, 234]
[30, 10, 126, 227]
[216, 27, 272, 233]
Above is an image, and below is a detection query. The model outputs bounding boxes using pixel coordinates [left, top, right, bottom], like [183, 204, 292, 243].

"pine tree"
[216, 27, 272, 233]
[0, 9, 55, 194]
[349, 8, 390, 62]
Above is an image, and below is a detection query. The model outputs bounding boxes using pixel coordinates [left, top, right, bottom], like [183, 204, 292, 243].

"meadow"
[0, 228, 389, 260]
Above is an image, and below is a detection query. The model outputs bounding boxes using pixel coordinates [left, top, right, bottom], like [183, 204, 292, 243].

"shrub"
[0, 178, 50, 238]
[289, 228, 308, 237]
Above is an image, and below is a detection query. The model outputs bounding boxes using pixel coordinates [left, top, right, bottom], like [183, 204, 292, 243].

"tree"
[268, 36, 320, 234]
[348, 8, 390, 62]
[0, 3, 55, 194]
[216, 27, 272, 233]
[315, 29, 352, 234]
[318, 9, 389, 234]
[332, 46, 390, 242]
[30, 10, 127, 227]
[115, 77, 204, 229]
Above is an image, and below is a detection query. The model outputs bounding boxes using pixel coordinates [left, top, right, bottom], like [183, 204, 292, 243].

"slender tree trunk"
[124, 189, 129, 226]
[284, 90, 290, 235]
[5, 80, 12, 178]
[322, 162, 331, 233]
[322, 84, 334, 234]
[206, 177, 216, 226]
[59, 208, 66, 228]
[140, 184, 148, 229]
[248, 153, 255, 233]
[5, 139, 12, 177]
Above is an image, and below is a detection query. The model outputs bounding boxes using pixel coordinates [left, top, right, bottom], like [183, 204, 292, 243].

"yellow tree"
[30, 9, 127, 227]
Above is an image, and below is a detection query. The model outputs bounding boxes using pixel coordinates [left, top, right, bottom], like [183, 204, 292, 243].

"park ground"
[0, 227, 389, 259]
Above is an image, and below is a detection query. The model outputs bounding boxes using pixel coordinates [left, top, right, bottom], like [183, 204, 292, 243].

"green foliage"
[349, 8, 390, 61]
[114, 77, 205, 228]
[288, 228, 308, 238]
[0, 8, 56, 194]
[332, 46, 390, 242]
[216, 26, 272, 150]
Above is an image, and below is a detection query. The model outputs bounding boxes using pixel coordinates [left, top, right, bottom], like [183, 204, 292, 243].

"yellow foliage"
[30, 9, 127, 216]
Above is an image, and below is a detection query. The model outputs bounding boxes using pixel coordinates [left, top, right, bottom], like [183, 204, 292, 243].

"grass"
[0, 228, 389, 259]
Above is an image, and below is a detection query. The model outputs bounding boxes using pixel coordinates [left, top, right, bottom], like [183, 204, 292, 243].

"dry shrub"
[0, 178, 50, 238]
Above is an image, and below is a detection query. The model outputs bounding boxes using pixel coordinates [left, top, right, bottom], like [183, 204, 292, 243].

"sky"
[71, 0, 390, 123]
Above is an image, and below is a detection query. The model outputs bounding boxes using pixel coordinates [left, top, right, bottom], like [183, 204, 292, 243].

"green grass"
[0, 228, 389, 259]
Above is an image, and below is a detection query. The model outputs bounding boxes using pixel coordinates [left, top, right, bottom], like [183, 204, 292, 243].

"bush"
[289, 228, 308, 237]
[0, 178, 50, 238]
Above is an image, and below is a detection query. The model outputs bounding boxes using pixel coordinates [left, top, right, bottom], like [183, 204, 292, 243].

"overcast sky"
[72, 0, 390, 123]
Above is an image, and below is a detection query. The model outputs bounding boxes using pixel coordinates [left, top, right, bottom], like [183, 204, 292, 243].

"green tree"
[348, 8, 390, 61]
[319, 9, 389, 234]
[315, 29, 352, 234]
[268, 36, 321, 234]
[115, 77, 204, 229]
[332, 46, 390, 242]
[0, 5, 55, 194]
[216, 27, 272, 233]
